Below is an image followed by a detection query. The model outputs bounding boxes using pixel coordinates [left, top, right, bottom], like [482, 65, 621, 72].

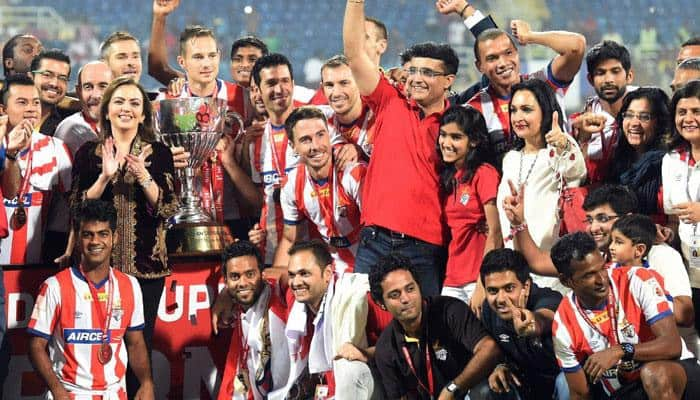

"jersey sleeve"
[444, 297, 488, 351]
[552, 309, 583, 373]
[474, 164, 500, 205]
[628, 267, 673, 325]
[648, 245, 693, 298]
[661, 154, 676, 214]
[127, 276, 145, 330]
[280, 173, 302, 225]
[361, 74, 399, 120]
[27, 278, 61, 339]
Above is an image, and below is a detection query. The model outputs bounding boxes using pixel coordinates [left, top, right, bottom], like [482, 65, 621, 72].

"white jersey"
[28, 267, 144, 398]
[1, 132, 72, 264]
[326, 105, 376, 159]
[53, 111, 99, 156]
[281, 162, 366, 273]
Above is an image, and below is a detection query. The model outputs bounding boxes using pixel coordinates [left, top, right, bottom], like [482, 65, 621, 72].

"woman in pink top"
[438, 106, 502, 316]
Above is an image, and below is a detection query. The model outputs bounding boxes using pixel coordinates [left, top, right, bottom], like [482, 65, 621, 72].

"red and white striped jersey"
[218, 280, 289, 400]
[249, 122, 300, 264]
[27, 267, 145, 399]
[552, 266, 693, 396]
[466, 62, 570, 157]
[281, 162, 366, 273]
[1, 132, 72, 264]
[327, 105, 376, 159]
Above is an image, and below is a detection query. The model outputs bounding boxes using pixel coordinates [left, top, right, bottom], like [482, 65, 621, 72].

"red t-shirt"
[361, 74, 447, 245]
[443, 164, 500, 286]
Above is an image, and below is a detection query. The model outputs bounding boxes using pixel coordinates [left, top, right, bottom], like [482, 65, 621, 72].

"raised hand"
[505, 289, 536, 337]
[167, 77, 186, 97]
[502, 179, 525, 226]
[435, 0, 468, 16]
[126, 144, 152, 183]
[101, 137, 124, 181]
[545, 111, 569, 151]
[510, 20, 532, 46]
[153, 0, 180, 16]
[6, 119, 33, 153]
[572, 112, 606, 143]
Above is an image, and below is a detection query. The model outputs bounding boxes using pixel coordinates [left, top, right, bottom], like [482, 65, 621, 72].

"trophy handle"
[225, 111, 245, 143]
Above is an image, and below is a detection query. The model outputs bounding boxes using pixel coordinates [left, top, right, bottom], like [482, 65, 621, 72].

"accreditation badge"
[690, 235, 700, 269]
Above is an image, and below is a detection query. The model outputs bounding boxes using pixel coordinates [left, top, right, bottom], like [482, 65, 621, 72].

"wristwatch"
[446, 381, 460, 393]
[620, 342, 635, 362]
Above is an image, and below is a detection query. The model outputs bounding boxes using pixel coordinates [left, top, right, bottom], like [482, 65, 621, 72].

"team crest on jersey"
[432, 342, 448, 361]
[621, 322, 636, 339]
[459, 190, 470, 206]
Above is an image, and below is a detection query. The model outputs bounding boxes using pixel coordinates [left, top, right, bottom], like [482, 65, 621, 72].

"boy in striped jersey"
[28, 200, 153, 400]
[551, 232, 700, 400]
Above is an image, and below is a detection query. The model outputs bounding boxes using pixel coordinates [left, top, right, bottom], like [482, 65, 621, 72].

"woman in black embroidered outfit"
[69, 76, 179, 396]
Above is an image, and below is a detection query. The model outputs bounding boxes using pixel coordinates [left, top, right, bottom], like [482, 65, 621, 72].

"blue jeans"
[354, 226, 446, 296]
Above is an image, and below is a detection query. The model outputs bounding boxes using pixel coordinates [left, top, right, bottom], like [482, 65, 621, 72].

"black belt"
[373, 225, 418, 241]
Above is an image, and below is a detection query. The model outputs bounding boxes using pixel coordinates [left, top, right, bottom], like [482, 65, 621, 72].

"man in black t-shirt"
[480, 249, 565, 400]
[369, 253, 500, 400]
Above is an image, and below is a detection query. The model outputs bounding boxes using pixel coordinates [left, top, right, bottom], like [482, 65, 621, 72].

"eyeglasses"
[406, 67, 448, 78]
[32, 70, 69, 83]
[621, 111, 653, 122]
[584, 214, 619, 224]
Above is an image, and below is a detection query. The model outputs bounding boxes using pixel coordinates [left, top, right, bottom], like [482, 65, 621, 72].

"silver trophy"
[153, 97, 244, 254]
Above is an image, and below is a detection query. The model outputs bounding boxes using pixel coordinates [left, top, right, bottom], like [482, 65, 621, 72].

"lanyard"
[17, 140, 35, 202]
[402, 344, 434, 399]
[80, 266, 115, 346]
[266, 122, 289, 182]
[574, 282, 620, 346]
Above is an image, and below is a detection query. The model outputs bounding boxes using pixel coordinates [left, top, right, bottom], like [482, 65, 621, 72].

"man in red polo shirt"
[343, 0, 456, 294]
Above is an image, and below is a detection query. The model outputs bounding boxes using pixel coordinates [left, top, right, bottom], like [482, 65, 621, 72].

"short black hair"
[406, 42, 459, 75]
[585, 40, 631, 74]
[550, 232, 598, 278]
[681, 37, 700, 47]
[399, 47, 414, 65]
[221, 240, 264, 275]
[369, 253, 420, 304]
[611, 214, 655, 259]
[252, 53, 293, 87]
[230, 35, 268, 60]
[474, 28, 517, 63]
[3, 34, 36, 75]
[1, 73, 35, 105]
[480, 249, 531, 285]
[668, 80, 700, 150]
[284, 105, 328, 142]
[72, 199, 118, 233]
[582, 184, 638, 215]
[510, 79, 563, 150]
[288, 239, 334, 270]
[30, 48, 71, 77]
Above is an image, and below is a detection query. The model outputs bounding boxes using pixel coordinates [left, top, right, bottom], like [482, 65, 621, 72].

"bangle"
[140, 175, 154, 189]
[5, 151, 17, 161]
[459, 2, 470, 18]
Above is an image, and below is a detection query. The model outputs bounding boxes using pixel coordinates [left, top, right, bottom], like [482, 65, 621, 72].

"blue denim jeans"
[354, 226, 446, 296]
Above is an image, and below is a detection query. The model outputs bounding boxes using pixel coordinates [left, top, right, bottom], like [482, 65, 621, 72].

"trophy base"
[166, 222, 234, 257]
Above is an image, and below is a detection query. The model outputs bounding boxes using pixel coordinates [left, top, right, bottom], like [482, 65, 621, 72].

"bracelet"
[140, 175, 154, 189]
[5, 151, 17, 161]
[459, 2, 470, 18]
[504, 223, 527, 243]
